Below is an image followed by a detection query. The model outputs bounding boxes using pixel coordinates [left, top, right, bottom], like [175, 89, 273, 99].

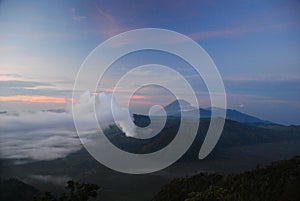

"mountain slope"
[209, 107, 273, 124]
[160, 99, 273, 124]
[105, 115, 299, 158]
[152, 155, 300, 201]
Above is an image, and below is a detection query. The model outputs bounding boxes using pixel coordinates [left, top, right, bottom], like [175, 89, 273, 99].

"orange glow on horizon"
[102, 87, 133, 93]
[0, 95, 67, 104]
[131, 95, 145, 99]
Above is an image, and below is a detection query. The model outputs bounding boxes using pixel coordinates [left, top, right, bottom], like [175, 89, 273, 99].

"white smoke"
[73, 91, 137, 137]
[97, 92, 137, 136]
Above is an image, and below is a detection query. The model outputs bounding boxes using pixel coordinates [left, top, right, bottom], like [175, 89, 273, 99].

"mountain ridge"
[157, 99, 274, 125]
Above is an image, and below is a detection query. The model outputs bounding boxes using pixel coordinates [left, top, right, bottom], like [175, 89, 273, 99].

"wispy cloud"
[0, 79, 73, 102]
[0, 73, 24, 81]
[71, 8, 87, 22]
[102, 86, 134, 93]
[0, 95, 67, 104]
[131, 95, 146, 100]
[94, 3, 128, 37]
[0, 80, 52, 87]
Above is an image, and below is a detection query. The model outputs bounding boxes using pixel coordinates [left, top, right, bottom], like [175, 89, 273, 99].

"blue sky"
[0, 0, 300, 124]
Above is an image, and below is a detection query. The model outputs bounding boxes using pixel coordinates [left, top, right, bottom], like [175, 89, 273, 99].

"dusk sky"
[1, 0, 300, 125]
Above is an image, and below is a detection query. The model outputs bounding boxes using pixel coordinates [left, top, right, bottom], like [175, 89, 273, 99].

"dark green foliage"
[184, 185, 240, 201]
[152, 156, 300, 201]
[34, 180, 100, 201]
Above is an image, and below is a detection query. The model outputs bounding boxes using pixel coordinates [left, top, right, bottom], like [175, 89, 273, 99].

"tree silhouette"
[34, 180, 100, 201]
[152, 156, 300, 201]
[184, 185, 240, 201]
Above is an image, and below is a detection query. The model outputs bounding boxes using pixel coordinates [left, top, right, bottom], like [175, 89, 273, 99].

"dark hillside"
[152, 155, 300, 201]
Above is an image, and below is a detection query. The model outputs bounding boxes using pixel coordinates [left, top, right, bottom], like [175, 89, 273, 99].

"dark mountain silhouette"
[158, 99, 273, 124]
[105, 115, 300, 158]
[208, 107, 273, 124]
[163, 99, 196, 114]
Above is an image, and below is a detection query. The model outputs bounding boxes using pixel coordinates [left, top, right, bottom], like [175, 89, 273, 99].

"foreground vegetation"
[34, 181, 99, 201]
[152, 155, 300, 201]
[1, 156, 299, 201]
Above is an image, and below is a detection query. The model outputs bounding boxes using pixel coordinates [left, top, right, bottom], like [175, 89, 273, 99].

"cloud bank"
[0, 92, 137, 161]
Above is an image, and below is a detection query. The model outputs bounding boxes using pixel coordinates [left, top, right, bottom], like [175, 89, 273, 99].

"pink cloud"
[131, 95, 146, 100]
[0, 95, 67, 104]
[102, 87, 133, 93]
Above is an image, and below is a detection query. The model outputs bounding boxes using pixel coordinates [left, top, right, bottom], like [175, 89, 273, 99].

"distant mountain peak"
[163, 100, 274, 124]
[166, 99, 191, 107]
[163, 99, 197, 114]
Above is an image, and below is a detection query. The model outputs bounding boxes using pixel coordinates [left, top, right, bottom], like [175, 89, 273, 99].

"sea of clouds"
[0, 92, 136, 161]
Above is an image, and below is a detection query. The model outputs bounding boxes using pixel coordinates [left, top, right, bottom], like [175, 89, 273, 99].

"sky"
[1, 0, 300, 126]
